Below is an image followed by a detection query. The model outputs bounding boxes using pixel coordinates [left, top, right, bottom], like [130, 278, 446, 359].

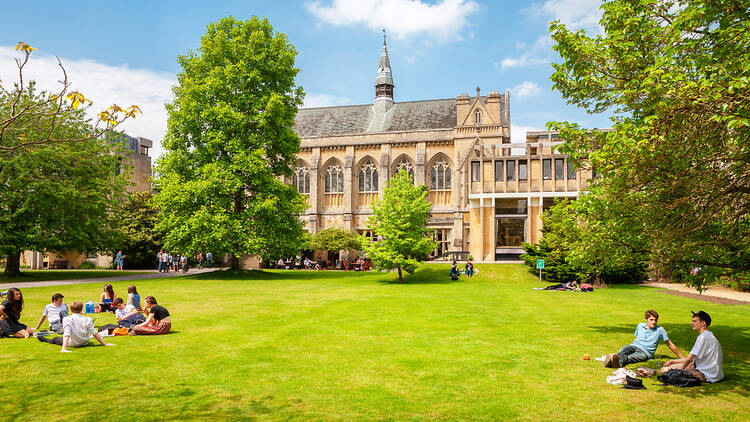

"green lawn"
[2, 265, 748, 421]
[0, 270, 152, 283]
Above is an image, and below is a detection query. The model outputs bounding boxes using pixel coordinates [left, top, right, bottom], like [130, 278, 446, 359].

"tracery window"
[430, 157, 452, 190]
[324, 162, 344, 193]
[358, 159, 378, 192]
[291, 166, 310, 194]
[474, 109, 482, 124]
[394, 157, 415, 180]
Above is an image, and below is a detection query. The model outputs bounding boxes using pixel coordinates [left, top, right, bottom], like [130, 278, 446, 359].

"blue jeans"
[616, 344, 650, 367]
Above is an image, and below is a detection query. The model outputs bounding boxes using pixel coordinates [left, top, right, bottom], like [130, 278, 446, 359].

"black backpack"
[658, 369, 702, 387]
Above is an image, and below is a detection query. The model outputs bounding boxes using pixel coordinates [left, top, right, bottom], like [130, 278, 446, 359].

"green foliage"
[521, 200, 648, 284]
[549, 1, 750, 291]
[76, 261, 96, 269]
[113, 192, 163, 269]
[309, 228, 363, 252]
[154, 16, 307, 267]
[363, 170, 437, 283]
[0, 83, 128, 276]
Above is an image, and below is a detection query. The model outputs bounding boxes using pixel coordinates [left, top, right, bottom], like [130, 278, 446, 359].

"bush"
[77, 261, 96, 269]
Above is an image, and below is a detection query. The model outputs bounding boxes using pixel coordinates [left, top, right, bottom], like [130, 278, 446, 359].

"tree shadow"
[188, 268, 378, 281]
[377, 265, 461, 285]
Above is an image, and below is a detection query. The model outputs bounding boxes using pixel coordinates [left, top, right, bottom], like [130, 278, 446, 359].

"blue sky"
[0, 0, 612, 157]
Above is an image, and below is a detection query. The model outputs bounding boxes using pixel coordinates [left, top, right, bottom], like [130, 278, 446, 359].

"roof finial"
[383, 28, 386, 45]
[476, 86, 481, 96]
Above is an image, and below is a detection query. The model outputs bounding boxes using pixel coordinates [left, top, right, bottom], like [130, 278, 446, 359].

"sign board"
[536, 259, 545, 270]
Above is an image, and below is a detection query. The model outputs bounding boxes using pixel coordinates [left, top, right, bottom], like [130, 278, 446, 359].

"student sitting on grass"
[127, 285, 141, 311]
[603, 310, 682, 368]
[37, 301, 115, 352]
[465, 259, 474, 278]
[450, 260, 460, 281]
[0, 288, 35, 338]
[130, 296, 171, 336]
[96, 283, 117, 313]
[33, 293, 69, 334]
[660, 311, 724, 383]
[113, 298, 145, 328]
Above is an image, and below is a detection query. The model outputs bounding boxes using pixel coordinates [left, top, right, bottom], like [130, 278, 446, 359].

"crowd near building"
[291, 38, 594, 262]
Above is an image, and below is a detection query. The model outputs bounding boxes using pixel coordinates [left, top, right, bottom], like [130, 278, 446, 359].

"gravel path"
[646, 282, 750, 305]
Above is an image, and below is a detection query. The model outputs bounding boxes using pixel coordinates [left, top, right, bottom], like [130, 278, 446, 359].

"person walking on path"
[114, 251, 125, 271]
[206, 252, 213, 268]
[197, 252, 204, 269]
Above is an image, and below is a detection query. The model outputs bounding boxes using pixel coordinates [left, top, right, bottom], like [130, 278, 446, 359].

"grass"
[0, 269, 152, 283]
[1, 264, 748, 421]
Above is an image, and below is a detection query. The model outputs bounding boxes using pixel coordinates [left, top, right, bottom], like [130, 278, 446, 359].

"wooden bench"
[737, 276, 750, 292]
[49, 260, 68, 269]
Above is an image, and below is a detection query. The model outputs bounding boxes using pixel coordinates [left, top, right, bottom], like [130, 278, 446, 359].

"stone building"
[292, 39, 594, 262]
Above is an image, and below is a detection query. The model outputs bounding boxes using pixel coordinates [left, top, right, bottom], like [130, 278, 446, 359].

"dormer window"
[474, 109, 482, 124]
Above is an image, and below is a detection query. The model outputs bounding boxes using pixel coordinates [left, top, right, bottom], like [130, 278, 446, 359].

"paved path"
[646, 282, 750, 304]
[0, 268, 221, 290]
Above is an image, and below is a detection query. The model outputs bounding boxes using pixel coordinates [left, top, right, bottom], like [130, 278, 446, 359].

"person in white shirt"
[37, 301, 114, 352]
[113, 297, 145, 328]
[660, 310, 724, 383]
[33, 293, 68, 334]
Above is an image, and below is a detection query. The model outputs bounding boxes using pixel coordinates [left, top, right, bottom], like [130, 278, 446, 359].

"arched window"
[291, 166, 310, 194]
[358, 159, 378, 192]
[474, 109, 482, 124]
[393, 157, 415, 180]
[324, 162, 344, 193]
[430, 157, 451, 190]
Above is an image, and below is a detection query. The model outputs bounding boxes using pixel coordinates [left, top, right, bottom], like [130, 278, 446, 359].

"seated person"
[127, 285, 141, 311]
[34, 293, 69, 334]
[130, 296, 171, 335]
[37, 301, 114, 352]
[0, 288, 35, 338]
[465, 259, 474, 277]
[304, 257, 312, 270]
[113, 298, 145, 328]
[277, 258, 285, 269]
[97, 283, 117, 313]
[660, 311, 724, 383]
[450, 260, 460, 281]
[604, 310, 682, 368]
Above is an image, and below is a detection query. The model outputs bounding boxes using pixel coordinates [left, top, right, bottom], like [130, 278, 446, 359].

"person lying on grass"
[660, 311, 724, 383]
[603, 310, 682, 368]
[129, 296, 171, 336]
[37, 301, 114, 352]
[33, 293, 68, 334]
[113, 298, 145, 328]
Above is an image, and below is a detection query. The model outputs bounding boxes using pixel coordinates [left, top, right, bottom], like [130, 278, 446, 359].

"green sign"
[536, 259, 545, 269]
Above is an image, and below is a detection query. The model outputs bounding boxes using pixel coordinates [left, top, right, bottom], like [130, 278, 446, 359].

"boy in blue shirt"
[604, 310, 682, 368]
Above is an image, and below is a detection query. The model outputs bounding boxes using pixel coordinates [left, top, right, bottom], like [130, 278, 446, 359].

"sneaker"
[612, 353, 620, 368]
[128, 331, 137, 336]
[603, 354, 613, 368]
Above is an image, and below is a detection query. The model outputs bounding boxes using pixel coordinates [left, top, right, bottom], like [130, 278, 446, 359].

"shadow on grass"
[376, 265, 460, 285]
[590, 323, 750, 397]
[188, 268, 379, 281]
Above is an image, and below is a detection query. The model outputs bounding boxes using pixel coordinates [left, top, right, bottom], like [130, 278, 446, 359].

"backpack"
[657, 369, 702, 387]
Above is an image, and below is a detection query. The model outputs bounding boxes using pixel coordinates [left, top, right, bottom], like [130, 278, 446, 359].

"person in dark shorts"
[130, 296, 171, 335]
[0, 288, 35, 338]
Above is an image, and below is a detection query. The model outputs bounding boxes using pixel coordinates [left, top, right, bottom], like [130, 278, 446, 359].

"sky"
[0, 0, 612, 159]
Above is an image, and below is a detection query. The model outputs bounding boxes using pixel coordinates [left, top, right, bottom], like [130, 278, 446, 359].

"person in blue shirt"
[604, 310, 683, 368]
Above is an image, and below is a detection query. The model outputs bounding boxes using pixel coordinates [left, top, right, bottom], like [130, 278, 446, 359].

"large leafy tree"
[309, 228, 363, 255]
[549, 0, 750, 290]
[154, 16, 306, 268]
[364, 171, 437, 283]
[0, 42, 139, 276]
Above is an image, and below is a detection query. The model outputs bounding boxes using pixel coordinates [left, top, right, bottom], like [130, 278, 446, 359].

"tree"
[154, 17, 307, 268]
[363, 170, 437, 283]
[115, 192, 163, 269]
[0, 42, 140, 276]
[309, 228, 363, 255]
[548, 1, 750, 290]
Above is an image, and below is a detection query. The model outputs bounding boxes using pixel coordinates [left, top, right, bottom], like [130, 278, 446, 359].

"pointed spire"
[374, 29, 394, 113]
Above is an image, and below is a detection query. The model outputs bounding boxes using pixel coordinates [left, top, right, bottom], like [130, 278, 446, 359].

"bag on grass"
[85, 301, 95, 314]
[657, 369, 702, 387]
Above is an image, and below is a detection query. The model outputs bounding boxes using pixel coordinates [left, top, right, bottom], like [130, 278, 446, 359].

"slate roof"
[295, 99, 457, 138]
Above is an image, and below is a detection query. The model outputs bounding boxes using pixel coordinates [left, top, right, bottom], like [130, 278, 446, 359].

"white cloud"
[306, 0, 480, 40]
[0, 46, 174, 159]
[302, 93, 352, 108]
[498, 35, 552, 70]
[511, 81, 542, 99]
[524, 0, 604, 33]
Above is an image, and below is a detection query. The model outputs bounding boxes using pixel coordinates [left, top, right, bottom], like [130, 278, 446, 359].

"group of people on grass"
[275, 256, 372, 271]
[604, 309, 723, 383]
[157, 250, 213, 273]
[0, 283, 171, 352]
[449, 258, 474, 280]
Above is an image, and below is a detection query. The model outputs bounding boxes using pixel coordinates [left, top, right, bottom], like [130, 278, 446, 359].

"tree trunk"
[230, 253, 240, 270]
[397, 267, 403, 283]
[4, 251, 22, 277]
